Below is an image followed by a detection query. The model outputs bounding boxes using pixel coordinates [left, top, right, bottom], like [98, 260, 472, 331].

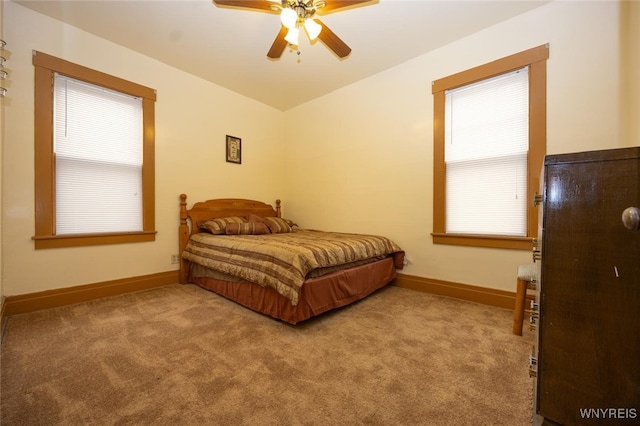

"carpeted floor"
[1, 284, 535, 425]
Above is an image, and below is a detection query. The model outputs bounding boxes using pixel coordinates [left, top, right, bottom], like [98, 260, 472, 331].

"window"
[33, 51, 156, 249]
[445, 68, 529, 236]
[432, 45, 548, 250]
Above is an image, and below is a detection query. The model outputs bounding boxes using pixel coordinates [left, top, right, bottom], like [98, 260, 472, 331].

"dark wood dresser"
[532, 147, 640, 425]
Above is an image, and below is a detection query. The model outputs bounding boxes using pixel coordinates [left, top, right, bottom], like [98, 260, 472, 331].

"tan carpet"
[1, 284, 535, 425]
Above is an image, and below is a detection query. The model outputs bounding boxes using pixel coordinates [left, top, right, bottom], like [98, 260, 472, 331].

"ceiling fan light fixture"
[280, 8, 297, 29]
[304, 18, 321, 40]
[284, 26, 299, 45]
[211, 0, 370, 59]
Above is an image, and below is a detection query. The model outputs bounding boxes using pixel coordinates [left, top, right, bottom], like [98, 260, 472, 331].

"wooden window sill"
[431, 232, 533, 250]
[32, 231, 157, 249]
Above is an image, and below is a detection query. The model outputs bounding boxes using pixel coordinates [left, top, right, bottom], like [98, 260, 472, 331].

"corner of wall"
[0, 296, 6, 342]
[0, 0, 5, 332]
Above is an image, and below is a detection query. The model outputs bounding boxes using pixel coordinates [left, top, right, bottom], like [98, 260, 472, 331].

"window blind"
[444, 67, 529, 236]
[53, 73, 143, 235]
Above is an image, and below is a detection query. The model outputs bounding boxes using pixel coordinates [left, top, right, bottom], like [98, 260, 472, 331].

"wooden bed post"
[179, 194, 189, 284]
[275, 199, 281, 218]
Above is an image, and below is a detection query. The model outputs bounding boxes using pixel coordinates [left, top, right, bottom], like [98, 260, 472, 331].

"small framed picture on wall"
[226, 135, 242, 164]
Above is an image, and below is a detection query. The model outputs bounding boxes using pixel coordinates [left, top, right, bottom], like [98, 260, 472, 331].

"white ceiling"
[16, 0, 549, 111]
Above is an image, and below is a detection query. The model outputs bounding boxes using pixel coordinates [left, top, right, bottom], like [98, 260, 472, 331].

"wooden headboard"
[178, 194, 281, 283]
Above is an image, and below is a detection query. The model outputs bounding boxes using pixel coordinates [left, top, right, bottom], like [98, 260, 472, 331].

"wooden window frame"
[32, 51, 157, 249]
[431, 44, 548, 250]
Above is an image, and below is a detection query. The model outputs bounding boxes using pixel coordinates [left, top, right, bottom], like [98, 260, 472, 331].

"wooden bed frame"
[178, 194, 281, 284]
[178, 194, 401, 324]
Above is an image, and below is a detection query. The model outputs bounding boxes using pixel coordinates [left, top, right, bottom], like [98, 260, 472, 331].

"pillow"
[248, 213, 298, 233]
[199, 216, 247, 235]
[247, 213, 266, 223]
[282, 218, 298, 229]
[261, 216, 294, 234]
[225, 222, 270, 235]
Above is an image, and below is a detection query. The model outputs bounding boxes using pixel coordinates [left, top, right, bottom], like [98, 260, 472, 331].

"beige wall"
[283, 0, 633, 292]
[622, 0, 640, 146]
[2, 1, 637, 298]
[0, 0, 4, 303]
[2, 1, 285, 296]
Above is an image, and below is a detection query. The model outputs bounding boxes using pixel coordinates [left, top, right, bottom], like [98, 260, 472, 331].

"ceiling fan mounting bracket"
[273, 1, 326, 20]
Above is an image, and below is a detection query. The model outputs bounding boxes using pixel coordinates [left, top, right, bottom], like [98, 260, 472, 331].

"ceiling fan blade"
[316, 20, 351, 58]
[320, 0, 372, 13]
[212, 0, 278, 12]
[267, 26, 289, 59]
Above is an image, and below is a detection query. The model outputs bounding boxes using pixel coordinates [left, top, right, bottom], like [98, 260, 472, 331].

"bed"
[178, 194, 405, 324]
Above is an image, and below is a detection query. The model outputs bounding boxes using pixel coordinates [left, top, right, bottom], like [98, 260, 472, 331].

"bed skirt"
[190, 257, 398, 325]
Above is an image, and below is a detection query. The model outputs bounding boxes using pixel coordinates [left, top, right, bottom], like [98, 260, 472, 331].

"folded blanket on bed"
[182, 229, 404, 305]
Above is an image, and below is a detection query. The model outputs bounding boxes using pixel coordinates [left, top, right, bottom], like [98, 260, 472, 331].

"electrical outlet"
[171, 254, 180, 264]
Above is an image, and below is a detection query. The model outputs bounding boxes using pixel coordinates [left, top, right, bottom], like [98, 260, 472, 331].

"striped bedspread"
[182, 229, 404, 305]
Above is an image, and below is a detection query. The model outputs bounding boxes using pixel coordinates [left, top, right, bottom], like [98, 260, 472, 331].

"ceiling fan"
[212, 0, 374, 59]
